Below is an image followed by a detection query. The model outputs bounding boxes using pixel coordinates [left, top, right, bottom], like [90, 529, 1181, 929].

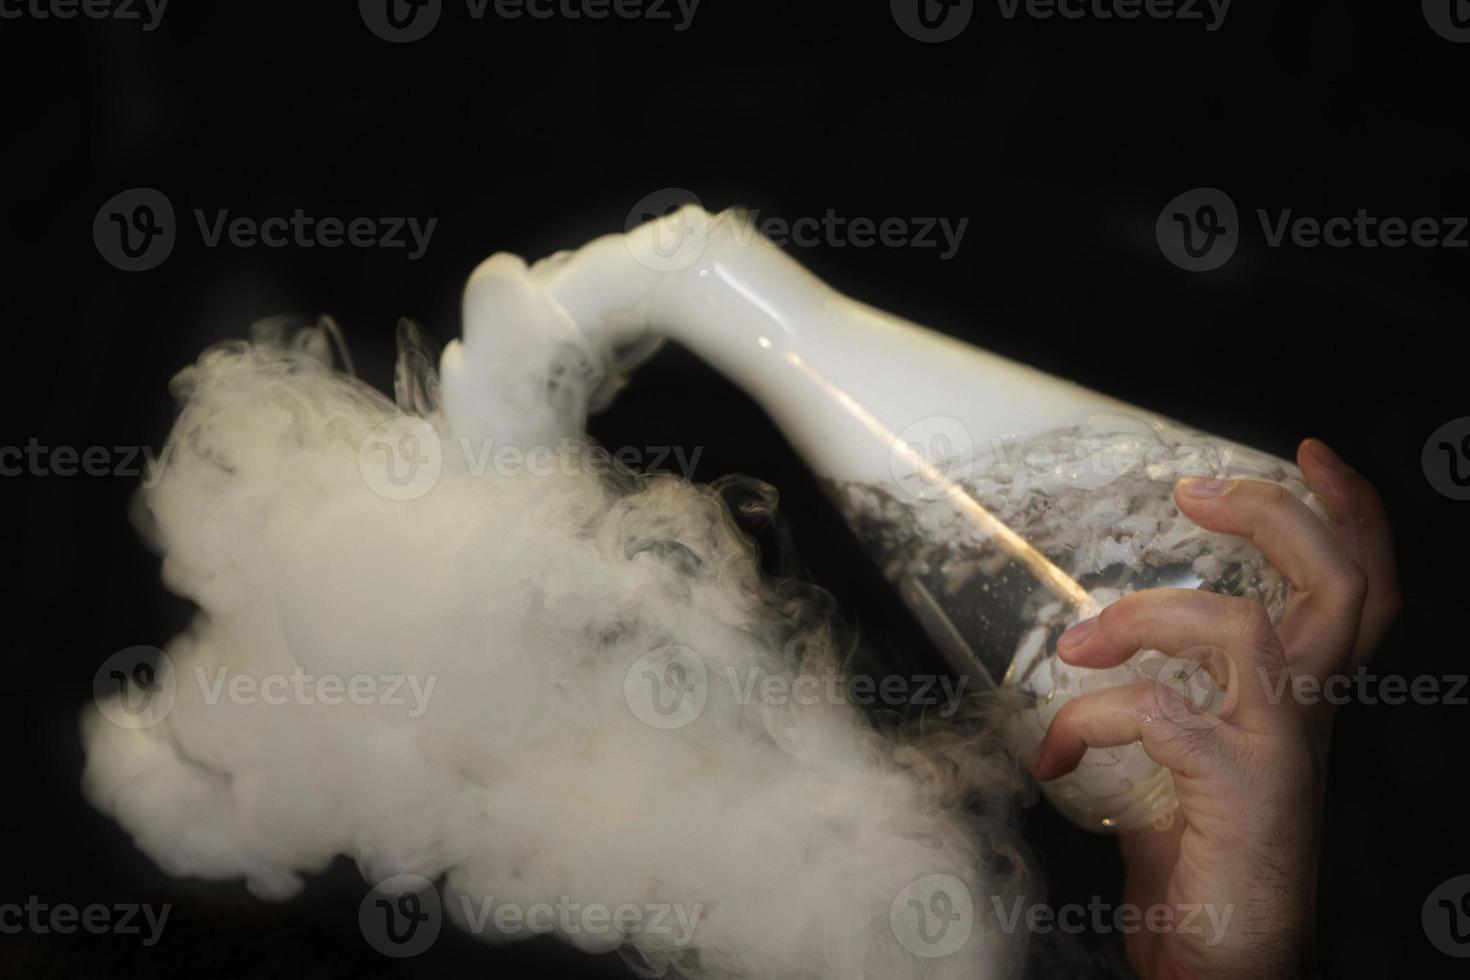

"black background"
[2, 1, 1467, 976]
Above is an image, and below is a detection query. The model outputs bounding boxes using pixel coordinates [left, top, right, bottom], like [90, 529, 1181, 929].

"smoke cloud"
[82, 303, 1033, 978]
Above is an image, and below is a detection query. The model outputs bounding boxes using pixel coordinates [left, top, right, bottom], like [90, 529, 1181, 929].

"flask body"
[450, 209, 1316, 832]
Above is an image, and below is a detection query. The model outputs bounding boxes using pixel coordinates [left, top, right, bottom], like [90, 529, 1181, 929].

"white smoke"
[81, 301, 1034, 978]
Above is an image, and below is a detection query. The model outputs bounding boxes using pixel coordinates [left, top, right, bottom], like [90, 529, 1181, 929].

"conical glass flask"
[440, 207, 1320, 832]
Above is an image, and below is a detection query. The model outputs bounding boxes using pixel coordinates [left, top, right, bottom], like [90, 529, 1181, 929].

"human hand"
[1029, 439, 1400, 980]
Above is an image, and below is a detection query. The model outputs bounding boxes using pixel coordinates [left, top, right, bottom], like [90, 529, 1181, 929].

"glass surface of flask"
[441, 207, 1320, 833]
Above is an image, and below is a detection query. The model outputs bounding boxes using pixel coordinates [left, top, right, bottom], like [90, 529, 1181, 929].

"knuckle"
[1143, 687, 1221, 759]
[1255, 481, 1295, 510]
[1049, 697, 1086, 737]
[1346, 472, 1388, 518]
[1224, 597, 1285, 663]
[1145, 683, 1196, 731]
[1138, 685, 1173, 735]
[1224, 596, 1274, 640]
[1333, 560, 1370, 607]
[1103, 588, 1189, 635]
[1094, 597, 1134, 640]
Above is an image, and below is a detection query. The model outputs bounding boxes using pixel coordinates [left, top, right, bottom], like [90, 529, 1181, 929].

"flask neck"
[527, 207, 1129, 491]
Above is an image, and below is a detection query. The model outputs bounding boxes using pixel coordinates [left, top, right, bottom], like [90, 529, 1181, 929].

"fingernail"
[1302, 438, 1346, 472]
[1178, 477, 1233, 499]
[1057, 616, 1097, 652]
